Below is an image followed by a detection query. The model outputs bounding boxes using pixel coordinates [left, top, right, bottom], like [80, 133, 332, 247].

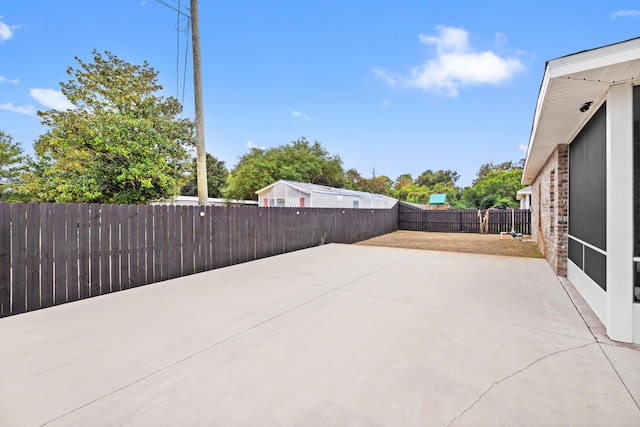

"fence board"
[128, 205, 138, 287]
[0, 203, 9, 316]
[119, 205, 130, 289]
[39, 203, 54, 308]
[109, 204, 120, 292]
[11, 203, 27, 314]
[53, 203, 67, 304]
[150, 205, 162, 282]
[66, 204, 79, 301]
[138, 205, 148, 285]
[26, 203, 41, 311]
[146, 205, 155, 284]
[89, 204, 101, 296]
[166, 205, 179, 279]
[78, 204, 90, 298]
[99, 204, 111, 293]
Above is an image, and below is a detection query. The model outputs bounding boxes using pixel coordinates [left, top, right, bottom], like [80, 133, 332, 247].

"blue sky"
[1, 1, 639, 187]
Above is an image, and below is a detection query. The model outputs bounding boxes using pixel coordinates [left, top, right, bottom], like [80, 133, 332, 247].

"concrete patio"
[1, 243, 639, 426]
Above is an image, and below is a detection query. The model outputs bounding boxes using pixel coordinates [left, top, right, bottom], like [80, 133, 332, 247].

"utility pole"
[190, 0, 208, 206]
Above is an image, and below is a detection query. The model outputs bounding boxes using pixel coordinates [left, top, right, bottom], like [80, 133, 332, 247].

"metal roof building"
[255, 180, 397, 209]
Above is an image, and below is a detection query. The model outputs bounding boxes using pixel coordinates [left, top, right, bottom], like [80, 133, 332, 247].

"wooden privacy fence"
[0, 202, 398, 317]
[398, 202, 531, 234]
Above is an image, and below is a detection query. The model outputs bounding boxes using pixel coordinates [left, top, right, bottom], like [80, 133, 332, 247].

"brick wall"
[531, 145, 569, 276]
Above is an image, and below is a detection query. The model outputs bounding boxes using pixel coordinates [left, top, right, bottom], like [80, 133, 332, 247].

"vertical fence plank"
[78, 204, 90, 299]
[89, 203, 101, 296]
[136, 205, 147, 285]
[194, 206, 205, 273]
[53, 203, 67, 304]
[145, 205, 155, 283]
[26, 203, 41, 311]
[128, 205, 138, 287]
[166, 205, 178, 278]
[119, 205, 130, 289]
[0, 202, 10, 316]
[110, 204, 120, 291]
[100, 204, 111, 293]
[11, 203, 27, 314]
[155, 205, 166, 282]
[66, 204, 79, 302]
[182, 206, 193, 275]
[39, 203, 54, 308]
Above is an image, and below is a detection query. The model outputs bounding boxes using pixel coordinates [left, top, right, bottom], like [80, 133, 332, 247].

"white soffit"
[523, 38, 640, 185]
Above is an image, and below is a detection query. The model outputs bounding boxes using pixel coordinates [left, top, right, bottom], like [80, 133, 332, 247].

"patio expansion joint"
[41, 250, 420, 426]
[445, 342, 598, 427]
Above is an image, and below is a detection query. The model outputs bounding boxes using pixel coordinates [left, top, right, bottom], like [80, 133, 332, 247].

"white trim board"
[567, 260, 607, 327]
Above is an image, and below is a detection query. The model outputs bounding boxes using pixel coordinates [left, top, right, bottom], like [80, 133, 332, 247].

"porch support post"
[606, 84, 634, 342]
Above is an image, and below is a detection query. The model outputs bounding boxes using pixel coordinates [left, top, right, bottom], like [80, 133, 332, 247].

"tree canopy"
[22, 50, 194, 204]
[181, 153, 228, 198]
[225, 138, 345, 200]
[0, 131, 26, 201]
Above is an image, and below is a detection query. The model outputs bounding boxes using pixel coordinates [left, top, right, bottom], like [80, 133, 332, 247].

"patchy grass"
[356, 230, 545, 259]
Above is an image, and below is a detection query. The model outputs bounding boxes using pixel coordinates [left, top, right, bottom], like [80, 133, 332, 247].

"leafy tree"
[344, 168, 363, 190]
[473, 159, 524, 185]
[181, 153, 228, 198]
[463, 168, 524, 209]
[415, 169, 460, 188]
[22, 50, 194, 203]
[0, 131, 26, 201]
[356, 175, 393, 195]
[225, 137, 345, 200]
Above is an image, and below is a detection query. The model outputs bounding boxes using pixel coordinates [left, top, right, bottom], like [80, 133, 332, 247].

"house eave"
[522, 37, 640, 185]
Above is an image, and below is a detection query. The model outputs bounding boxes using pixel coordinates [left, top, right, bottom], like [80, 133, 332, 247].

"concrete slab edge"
[557, 276, 640, 351]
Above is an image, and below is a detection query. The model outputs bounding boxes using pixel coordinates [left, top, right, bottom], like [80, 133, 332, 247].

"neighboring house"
[255, 180, 397, 209]
[153, 196, 258, 207]
[427, 193, 449, 210]
[516, 186, 531, 210]
[522, 37, 640, 344]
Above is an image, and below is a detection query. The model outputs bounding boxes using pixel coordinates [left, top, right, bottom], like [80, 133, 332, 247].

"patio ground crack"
[445, 342, 596, 427]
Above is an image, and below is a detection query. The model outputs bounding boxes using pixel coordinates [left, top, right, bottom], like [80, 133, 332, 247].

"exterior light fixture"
[579, 101, 593, 113]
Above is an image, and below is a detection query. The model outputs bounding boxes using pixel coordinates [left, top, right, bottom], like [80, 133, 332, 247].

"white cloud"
[0, 75, 20, 85]
[0, 102, 36, 116]
[374, 25, 525, 97]
[611, 10, 640, 19]
[0, 18, 20, 42]
[519, 144, 528, 152]
[291, 110, 309, 120]
[29, 88, 76, 110]
[246, 141, 265, 150]
[381, 100, 391, 108]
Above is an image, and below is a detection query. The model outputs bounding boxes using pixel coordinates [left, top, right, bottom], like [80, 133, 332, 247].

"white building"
[516, 186, 531, 210]
[255, 180, 397, 209]
[153, 196, 258, 207]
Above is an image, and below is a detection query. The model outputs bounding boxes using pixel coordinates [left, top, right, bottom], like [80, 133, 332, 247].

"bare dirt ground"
[356, 230, 545, 258]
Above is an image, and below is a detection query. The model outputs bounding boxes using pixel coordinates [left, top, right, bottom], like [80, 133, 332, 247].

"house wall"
[531, 144, 569, 276]
[257, 184, 310, 207]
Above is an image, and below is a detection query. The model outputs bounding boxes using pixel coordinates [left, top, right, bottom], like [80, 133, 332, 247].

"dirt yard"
[356, 230, 545, 259]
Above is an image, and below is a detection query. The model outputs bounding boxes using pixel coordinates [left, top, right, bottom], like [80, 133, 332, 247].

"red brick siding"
[531, 145, 569, 276]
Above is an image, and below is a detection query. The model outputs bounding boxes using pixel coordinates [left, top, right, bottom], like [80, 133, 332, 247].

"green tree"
[344, 168, 363, 190]
[181, 153, 228, 198]
[463, 168, 524, 209]
[0, 131, 26, 201]
[415, 169, 460, 188]
[356, 175, 393, 195]
[225, 137, 345, 200]
[22, 50, 194, 203]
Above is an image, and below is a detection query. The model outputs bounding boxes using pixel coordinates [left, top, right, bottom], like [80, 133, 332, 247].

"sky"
[1, 1, 639, 188]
